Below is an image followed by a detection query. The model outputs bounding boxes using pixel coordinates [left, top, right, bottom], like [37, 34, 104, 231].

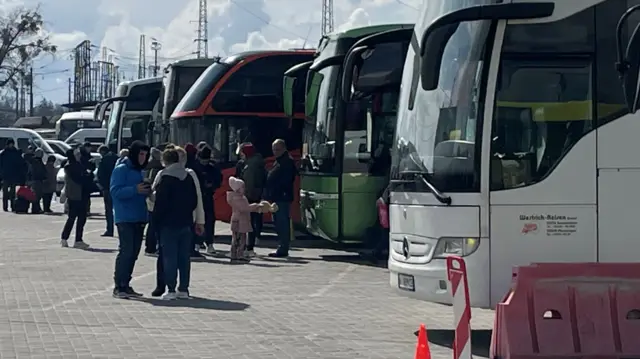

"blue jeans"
[113, 222, 145, 289]
[159, 226, 192, 292]
[273, 201, 291, 254]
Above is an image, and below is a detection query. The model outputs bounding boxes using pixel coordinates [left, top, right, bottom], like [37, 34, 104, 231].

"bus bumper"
[388, 257, 452, 305]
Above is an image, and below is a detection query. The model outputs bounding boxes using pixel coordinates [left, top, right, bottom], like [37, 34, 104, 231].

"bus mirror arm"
[341, 46, 368, 101]
[419, 2, 555, 91]
[615, 4, 640, 113]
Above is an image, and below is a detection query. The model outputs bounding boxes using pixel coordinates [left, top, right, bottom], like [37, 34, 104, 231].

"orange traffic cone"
[415, 323, 431, 359]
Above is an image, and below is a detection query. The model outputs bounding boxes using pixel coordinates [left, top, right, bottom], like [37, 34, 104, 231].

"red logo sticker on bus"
[521, 223, 538, 234]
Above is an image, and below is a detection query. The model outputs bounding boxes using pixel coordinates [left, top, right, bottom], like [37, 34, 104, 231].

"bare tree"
[0, 7, 56, 88]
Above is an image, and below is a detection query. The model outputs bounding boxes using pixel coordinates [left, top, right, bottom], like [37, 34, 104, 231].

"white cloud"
[26, 0, 420, 103]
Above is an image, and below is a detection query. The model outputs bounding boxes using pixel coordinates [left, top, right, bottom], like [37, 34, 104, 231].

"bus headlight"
[433, 237, 480, 258]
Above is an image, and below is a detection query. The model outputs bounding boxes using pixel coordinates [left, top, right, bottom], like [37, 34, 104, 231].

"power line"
[395, 0, 418, 10]
[229, 0, 306, 40]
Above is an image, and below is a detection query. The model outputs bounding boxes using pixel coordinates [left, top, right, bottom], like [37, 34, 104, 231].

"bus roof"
[116, 76, 162, 88]
[327, 24, 414, 40]
[59, 111, 94, 121]
[222, 49, 315, 66]
[166, 58, 218, 69]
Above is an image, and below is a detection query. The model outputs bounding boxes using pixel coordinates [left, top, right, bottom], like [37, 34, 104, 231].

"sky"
[8, 0, 420, 104]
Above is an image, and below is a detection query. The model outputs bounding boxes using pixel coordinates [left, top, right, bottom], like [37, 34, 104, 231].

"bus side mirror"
[283, 76, 295, 118]
[419, 2, 555, 91]
[616, 5, 640, 113]
[341, 46, 367, 101]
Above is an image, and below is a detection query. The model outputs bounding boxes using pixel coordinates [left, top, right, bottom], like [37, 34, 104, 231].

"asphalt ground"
[0, 197, 494, 359]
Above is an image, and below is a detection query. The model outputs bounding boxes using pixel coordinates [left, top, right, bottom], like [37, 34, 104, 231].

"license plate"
[398, 273, 415, 291]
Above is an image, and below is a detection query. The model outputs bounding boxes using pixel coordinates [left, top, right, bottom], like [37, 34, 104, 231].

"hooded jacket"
[226, 176, 260, 233]
[64, 149, 93, 201]
[145, 147, 163, 183]
[0, 146, 25, 184]
[29, 149, 47, 181]
[239, 145, 265, 202]
[151, 163, 199, 228]
[148, 157, 205, 225]
[110, 141, 150, 224]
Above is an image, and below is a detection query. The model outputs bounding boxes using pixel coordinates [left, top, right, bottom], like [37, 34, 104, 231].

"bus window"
[227, 117, 297, 162]
[169, 117, 224, 160]
[126, 82, 162, 111]
[212, 55, 312, 113]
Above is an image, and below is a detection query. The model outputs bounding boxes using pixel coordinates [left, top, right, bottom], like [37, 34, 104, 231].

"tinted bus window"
[175, 67, 209, 105]
[126, 82, 162, 111]
[173, 63, 230, 114]
[212, 54, 313, 113]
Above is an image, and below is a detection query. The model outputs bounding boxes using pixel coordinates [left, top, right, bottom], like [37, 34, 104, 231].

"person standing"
[0, 139, 24, 212]
[29, 149, 47, 214]
[97, 145, 118, 237]
[149, 146, 204, 297]
[60, 149, 92, 249]
[194, 146, 222, 255]
[264, 139, 297, 258]
[237, 143, 266, 257]
[143, 147, 163, 256]
[184, 143, 206, 259]
[110, 141, 151, 299]
[226, 176, 264, 263]
[152, 148, 203, 300]
[42, 156, 57, 213]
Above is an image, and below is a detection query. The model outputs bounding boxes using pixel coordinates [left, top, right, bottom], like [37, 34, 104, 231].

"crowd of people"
[0, 135, 298, 300]
[0, 140, 75, 214]
[0, 136, 295, 301]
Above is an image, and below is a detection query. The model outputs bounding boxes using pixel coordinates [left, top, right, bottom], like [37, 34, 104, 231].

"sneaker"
[268, 251, 288, 258]
[112, 288, 129, 299]
[162, 292, 177, 300]
[144, 251, 158, 257]
[206, 245, 216, 255]
[60, 239, 68, 248]
[176, 291, 190, 299]
[73, 241, 89, 249]
[198, 243, 206, 250]
[101, 232, 114, 237]
[124, 287, 143, 298]
[244, 250, 256, 258]
[151, 287, 165, 297]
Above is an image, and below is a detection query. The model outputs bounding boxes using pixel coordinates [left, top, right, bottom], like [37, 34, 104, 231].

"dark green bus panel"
[291, 24, 414, 245]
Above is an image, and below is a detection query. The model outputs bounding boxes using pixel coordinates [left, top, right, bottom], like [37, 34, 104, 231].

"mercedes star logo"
[402, 237, 410, 258]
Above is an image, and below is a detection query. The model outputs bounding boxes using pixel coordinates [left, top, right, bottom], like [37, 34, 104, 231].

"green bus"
[283, 24, 413, 244]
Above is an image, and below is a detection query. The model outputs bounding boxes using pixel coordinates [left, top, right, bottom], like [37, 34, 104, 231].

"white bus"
[55, 111, 101, 141]
[94, 77, 162, 150]
[381, 0, 640, 309]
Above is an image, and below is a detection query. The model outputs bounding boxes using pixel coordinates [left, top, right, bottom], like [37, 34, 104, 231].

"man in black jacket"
[98, 145, 118, 236]
[0, 139, 25, 211]
[152, 148, 203, 300]
[264, 139, 297, 258]
[194, 146, 222, 255]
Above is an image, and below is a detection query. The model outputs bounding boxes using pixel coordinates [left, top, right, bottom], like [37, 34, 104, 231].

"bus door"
[338, 28, 412, 240]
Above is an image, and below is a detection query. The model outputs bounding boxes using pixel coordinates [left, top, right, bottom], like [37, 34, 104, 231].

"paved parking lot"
[0, 197, 494, 358]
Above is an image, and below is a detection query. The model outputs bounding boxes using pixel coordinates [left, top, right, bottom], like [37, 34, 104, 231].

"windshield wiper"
[392, 170, 452, 205]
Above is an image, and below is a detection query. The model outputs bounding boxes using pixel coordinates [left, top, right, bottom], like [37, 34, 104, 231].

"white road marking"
[36, 229, 103, 242]
[309, 264, 356, 298]
[36, 270, 156, 312]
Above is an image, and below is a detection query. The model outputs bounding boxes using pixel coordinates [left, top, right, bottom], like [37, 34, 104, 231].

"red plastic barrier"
[491, 263, 640, 359]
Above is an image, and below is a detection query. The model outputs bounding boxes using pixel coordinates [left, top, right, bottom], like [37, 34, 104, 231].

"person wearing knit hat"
[194, 146, 223, 255]
[237, 143, 266, 257]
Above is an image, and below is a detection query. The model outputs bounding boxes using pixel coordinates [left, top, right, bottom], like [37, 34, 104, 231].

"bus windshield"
[305, 38, 406, 174]
[57, 119, 101, 140]
[391, 0, 493, 192]
[303, 39, 340, 172]
[173, 62, 230, 114]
